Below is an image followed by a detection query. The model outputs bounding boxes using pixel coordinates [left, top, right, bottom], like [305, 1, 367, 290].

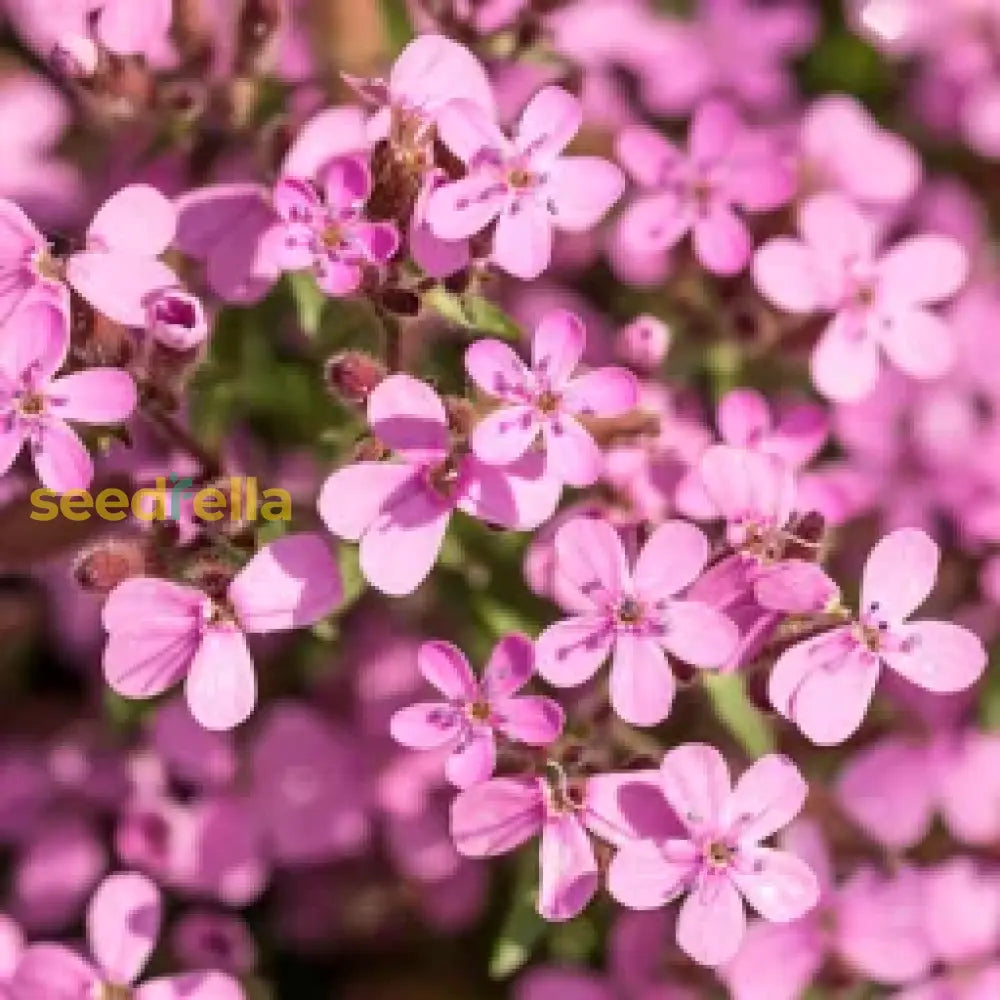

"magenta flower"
[451, 769, 681, 922]
[391, 635, 564, 789]
[272, 154, 399, 297]
[427, 86, 625, 280]
[754, 192, 969, 402]
[770, 528, 987, 745]
[535, 517, 739, 727]
[0, 299, 136, 493]
[9, 871, 243, 1000]
[466, 309, 639, 486]
[102, 534, 343, 731]
[608, 744, 820, 967]
[615, 100, 794, 277]
[318, 373, 561, 596]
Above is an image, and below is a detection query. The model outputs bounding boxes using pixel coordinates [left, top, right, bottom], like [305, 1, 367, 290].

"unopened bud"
[51, 35, 100, 79]
[325, 351, 387, 407]
[148, 290, 209, 351]
[74, 540, 149, 594]
[616, 315, 670, 369]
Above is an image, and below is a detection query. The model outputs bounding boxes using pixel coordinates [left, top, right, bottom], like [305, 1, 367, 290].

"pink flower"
[318, 373, 561, 596]
[770, 528, 987, 745]
[535, 517, 739, 726]
[428, 86, 625, 280]
[9, 870, 243, 1000]
[391, 635, 564, 788]
[615, 100, 794, 277]
[616, 314, 671, 370]
[714, 389, 829, 468]
[467, 310, 639, 486]
[608, 744, 820, 967]
[451, 768, 681, 922]
[272, 154, 399, 297]
[754, 192, 969, 402]
[102, 534, 342, 731]
[0, 299, 136, 493]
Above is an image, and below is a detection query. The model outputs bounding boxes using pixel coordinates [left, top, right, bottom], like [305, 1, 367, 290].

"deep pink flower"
[608, 744, 819, 967]
[770, 528, 987, 745]
[754, 192, 969, 401]
[535, 517, 738, 726]
[467, 309, 639, 486]
[616, 100, 794, 277]
[0, 299, 136, 493]
[272, 154, 399, 297]
[9, 871, 244, 1000]
[318, 373, 561, 596]
[102, 534, 342, 731]
[451, 769, 681, 922]
[391, 635, 564, 788]
[428, 86, 625, 280]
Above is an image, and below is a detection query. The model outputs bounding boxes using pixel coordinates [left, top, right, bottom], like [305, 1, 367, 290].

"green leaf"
[378, 0, 414, 55]
[426, 288, 522, 342]
[702, 672, 775, 757]
[286, 271, 326, 336]
[979, 646, 1000, 730]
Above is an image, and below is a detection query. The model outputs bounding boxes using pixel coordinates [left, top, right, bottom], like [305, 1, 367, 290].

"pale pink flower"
[428, 86, 625, 280]
[608, 744, 819, 967]
[102, 534, 342, 731]
[391, 635, 564, 788]
[9, 871, 244, 1000]
[318, 373, 561, 596]
[770, 528, 987, 746]
[754, 192, 969, 402]
[615, 314, 671, 370]
[0, 299, 136, 493]
[467, 309, 639, 486]
[535, 517, 739, 726]
[616, 100, 794, 277]
[451, 769, 681, 922]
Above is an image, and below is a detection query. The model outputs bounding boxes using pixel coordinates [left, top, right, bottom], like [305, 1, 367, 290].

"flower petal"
[184, 628, 257, 732]
[860, 528, 939, 623]
[31, 418, 93, 493]
[134, 972, 245, 1000]
[535, 615, 614, 687]
[446, 729, 497, 789]
[660, 743, 732, 836]
[427, 170, 506, 241]
[67, 251, 178, 328]
[9, 944, 99, 997]
[318, 461, 416, 542]
[561, 366, 639, 418]
[731, 847, 820, 922]
[87, 871, 161, 987]
[542, 415, 602, 488]
[878, 307, 956, 381]
[661, 600, 740, 669]
[884, 620, 986, 694]
[633, 520, 710, 601]
[0, 298, 68, 384]
[450, 777, 544, 857]
[753, 560, 840, 614]
[493, 203, 553, 280]
[48, 369, 136, 424]
[516, 86, 582, 162]
[753, 237, 825, 314]
[538, 812, 598, 921]
[389, 702, 460, 749]
[810, 315, 881, 403]
[368, 373, 450, 462]
[545, 156, 625, 232]
[418, 640, 478, 700]
[726, 755, 808, 843]
[497, 696, 564, 746]
[87, 184, 175, 256]
[693, 206, 751, 276]
[676, 875, 746, 967]
[482, 633, 535, 700]
[607, 838, 697, 910]
[464, 338, 530, 400]
[472, 404, 540, 466]
[878, 235, 968, 307]
[552, 515, 628, 606]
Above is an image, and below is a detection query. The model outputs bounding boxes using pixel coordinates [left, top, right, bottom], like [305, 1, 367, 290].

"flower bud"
[616, 315, 671, 369]
[147, 290, 209, 351]
[325, 351, 387, 407]
[73, 540, 150, 594]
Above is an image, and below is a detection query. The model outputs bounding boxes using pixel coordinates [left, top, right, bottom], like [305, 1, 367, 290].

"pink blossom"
[9, 871, 244, 1000]
[535, 517, 739, 726]
[615, 100, 794, 277]
[467, 309, 639, 486]
[318, 373, 561, 596]
[391, 635, 564, 788]
[171, 910, 256, 976]
[714, 389, 829, 468]
[615, 314, 671, 370]
[770, 528, 987, 745]
[102, 534, 342, 731]
[428, 87, 625, 280]
[0, 299, 136, 493]
[754, 192, 969, 401]
[272, 154, 399, 297]
[451, 768, 681, 922]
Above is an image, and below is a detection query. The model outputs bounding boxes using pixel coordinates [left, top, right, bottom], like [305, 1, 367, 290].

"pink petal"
[798, 191, 875, 268]
[368, 373, 449, 462]
[184, 628, 257, 732]
[87, 871, 161, 986]
[464, 338, 530, 400]
[731, 848, 820, 922]
[860, 528, 939, 624]
[134, 972, 245, 1000]
[552, 515, 628, 606]
[472, 404, 540, 466]
[698, 445, 795, 530]
[538, 813, 597, 921]
[688, 99, 741, 161]
[320, 155, 371, 211]
[273, 177, 320, 225]
[418, 640, 478, 700]
[753, 561, 840, 614]
[561, 366, 639, 418]
[427, 171, 506, 241]
[516, 86, 582, 162]
[95, 0, 171, 56]
[497, 696, 564, 746]
[753, 237, 825, 314]
[433, 99, 505, 165]
[280, 106, 369, 179]
[878, 235, 968, 307]
[535, 615, 615, 687]
[48, 369, 136, 423]
[718, 388, 772, 446]
[0, 419, 25, 479]
[67, 251, 178, 328]
[583, 771, 686, 847]
[545, 156, 625, 232]
[515, 969, 613, 1000]
[389, 702, 460, 749]
[693, 206, 751, 276]
[722, 919, 825, 1000]
[616, 191, 691, 255]
[676, 875, 746, 967]
[769, 629, 880, 746]
[633, 520, 710, 600]
[389, 35, 495, 121]
[316, 259, 363, 297]
[228, 533, 341, 633]
[878, 307, 956, 381]
[450, 776, 544, 857]
[726, 755, 808, 843]
[727, 147, 795, 213]
[0, 298, 68, 383]
[532, 309, 585, 386]
[607, 838, 697, 910]
[446, 729, 497, 788]
[9, 944, 99, 998]
[87, 185, 175, 256]
[31, 418, 93, 492]
[615, 126, 681, 187]
[542, 414, 602, 487]
[0, 199, 45, 321]
[353, 221, 399, 264]
[660, 743, 732, 836]
[482, 633, 535, 699]
[810, 316, 881, 403]
[492, 203, 553, 280]
[884, 620, 986, 694]
[318, 461, 416, 541]
[661, 600, 740, 669]
[458, 451, 561, 531]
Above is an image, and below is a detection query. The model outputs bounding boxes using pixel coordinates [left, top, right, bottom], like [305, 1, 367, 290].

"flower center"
[97, 984, 133, 1000]
[507, 166, 536, 190]
[426, 457, 462, 499]
[34, 249, 64, 282]
[468, 701, 492, 723]
[18, 390, 46, 416]
[690, 176, 714, 212]
[208, 599, 239, 627]
[617, 597, 644, 625]
[320, 223, 344, 250]
[706, 841, 734, 869]
[536, 389, 561, 414]
[855, 283, 877, 308]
